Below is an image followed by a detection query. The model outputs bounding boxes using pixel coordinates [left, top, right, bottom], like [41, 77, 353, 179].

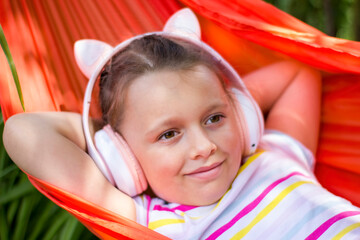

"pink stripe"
[154, 204, 197, 213]
[206, 172, 305, 239]
[146, 195, 152, 227]
[305, 211, 360, 240]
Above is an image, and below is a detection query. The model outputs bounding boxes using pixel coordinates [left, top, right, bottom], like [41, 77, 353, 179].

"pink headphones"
[75, 8, 264, 197]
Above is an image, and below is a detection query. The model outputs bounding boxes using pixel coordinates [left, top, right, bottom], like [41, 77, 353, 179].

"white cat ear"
[74, 39, 114, 78]
[75, 9, 201, 78]
[163, 8, 201, 40]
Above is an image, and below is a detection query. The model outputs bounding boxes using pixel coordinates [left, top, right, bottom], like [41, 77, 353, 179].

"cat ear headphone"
[74, 8, 264, 197]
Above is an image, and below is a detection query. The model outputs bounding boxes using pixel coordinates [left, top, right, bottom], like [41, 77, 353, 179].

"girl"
[3, 9, 360, 239]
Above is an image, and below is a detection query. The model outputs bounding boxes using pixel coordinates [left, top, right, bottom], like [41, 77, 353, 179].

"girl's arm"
[243, 61, 322, 154]
[3, 112, 136, 220]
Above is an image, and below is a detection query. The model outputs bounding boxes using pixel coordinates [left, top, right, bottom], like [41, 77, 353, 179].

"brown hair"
[99, 34, 226, 130]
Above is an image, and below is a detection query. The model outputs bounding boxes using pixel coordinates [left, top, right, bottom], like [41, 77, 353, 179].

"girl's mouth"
[185, 161, 224, 180]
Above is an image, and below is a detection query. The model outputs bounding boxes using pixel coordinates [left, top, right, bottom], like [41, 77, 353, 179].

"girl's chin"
[149, 176, 232, 206]
[159, 188, 227, 206]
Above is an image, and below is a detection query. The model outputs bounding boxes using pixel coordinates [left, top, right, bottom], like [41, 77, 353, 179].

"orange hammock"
[1, 0, 359, 239]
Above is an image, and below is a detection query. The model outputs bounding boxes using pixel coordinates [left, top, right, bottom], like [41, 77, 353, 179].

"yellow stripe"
[213, 151, 265, 211]
[177, 211, 200, 220]
[332, 223, 360, 240]
[231, 180, 313, 240]
[149, 218, 185, 230]
[238, 150, 265, 176]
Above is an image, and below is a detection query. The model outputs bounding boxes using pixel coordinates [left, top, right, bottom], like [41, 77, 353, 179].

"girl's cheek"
[222, 123, 242, 154]
[145, 148, 180, 172]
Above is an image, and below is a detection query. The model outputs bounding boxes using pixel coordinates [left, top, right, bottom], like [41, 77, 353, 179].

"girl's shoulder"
[255, 129, 315, 171]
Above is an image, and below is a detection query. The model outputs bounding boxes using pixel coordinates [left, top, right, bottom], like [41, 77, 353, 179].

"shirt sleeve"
[133, 194, 176, 227]
[259, 130, 315, 172]
[133, 195, 151, 226]
[133, 195, 190, 238]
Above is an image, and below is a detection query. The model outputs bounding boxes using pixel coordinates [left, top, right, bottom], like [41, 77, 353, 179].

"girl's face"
[119, 65, 242, 206]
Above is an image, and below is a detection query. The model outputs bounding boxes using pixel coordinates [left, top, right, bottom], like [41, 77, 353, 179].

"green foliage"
[264, 0, 358, 40]
[0, 111, 98, 239]
[0, 25, 25, 111]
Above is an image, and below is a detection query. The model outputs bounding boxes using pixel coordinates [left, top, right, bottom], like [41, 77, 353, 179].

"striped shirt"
[134, 131, 360, 239]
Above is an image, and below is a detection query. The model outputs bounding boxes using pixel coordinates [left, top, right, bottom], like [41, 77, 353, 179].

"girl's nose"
[189, 129, 217, 160]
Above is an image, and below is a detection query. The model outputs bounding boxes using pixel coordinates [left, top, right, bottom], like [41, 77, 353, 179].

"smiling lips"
[186, 161, 224, 180]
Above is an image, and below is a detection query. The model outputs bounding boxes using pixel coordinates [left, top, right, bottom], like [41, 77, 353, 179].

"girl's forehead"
[129, 65, 224, 95]
[123, 65, 228, 115]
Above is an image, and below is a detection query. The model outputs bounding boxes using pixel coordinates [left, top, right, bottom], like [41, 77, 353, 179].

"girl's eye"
[158, 130, 178, 141]
[205, 114, 224, 125]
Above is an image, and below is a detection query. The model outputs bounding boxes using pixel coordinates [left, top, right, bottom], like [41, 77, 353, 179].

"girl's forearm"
[3, 112, 136, 219]
[242, 61, 305, 114]
[2, 112, 109, 197]
[243, 61, 322, 154]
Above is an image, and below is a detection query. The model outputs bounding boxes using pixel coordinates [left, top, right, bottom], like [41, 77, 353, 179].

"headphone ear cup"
[231, 88, 264, 156]
[94, 125, 148, 197]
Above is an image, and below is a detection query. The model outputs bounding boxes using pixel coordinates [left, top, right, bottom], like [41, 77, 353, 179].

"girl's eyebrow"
[145, 117, 181, 139]
[202, 101, 229, 116]
[145, 101, 229, 139]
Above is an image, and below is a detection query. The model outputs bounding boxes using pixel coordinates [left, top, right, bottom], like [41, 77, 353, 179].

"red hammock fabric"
[1, 0, 359, 239]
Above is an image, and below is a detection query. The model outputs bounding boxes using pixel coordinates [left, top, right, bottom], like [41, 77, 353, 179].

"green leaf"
[13, 195, 37, 240]
[6, 198, 20, 224]
[0, 24, 25, 111]
[0, 207, 9, 240]
[59, 216, 81, 240]
[0, 164, 17, 179]
[0, 180, 34, 205]
[42, 211, 70, 240]
[28, 203, 58, 240]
